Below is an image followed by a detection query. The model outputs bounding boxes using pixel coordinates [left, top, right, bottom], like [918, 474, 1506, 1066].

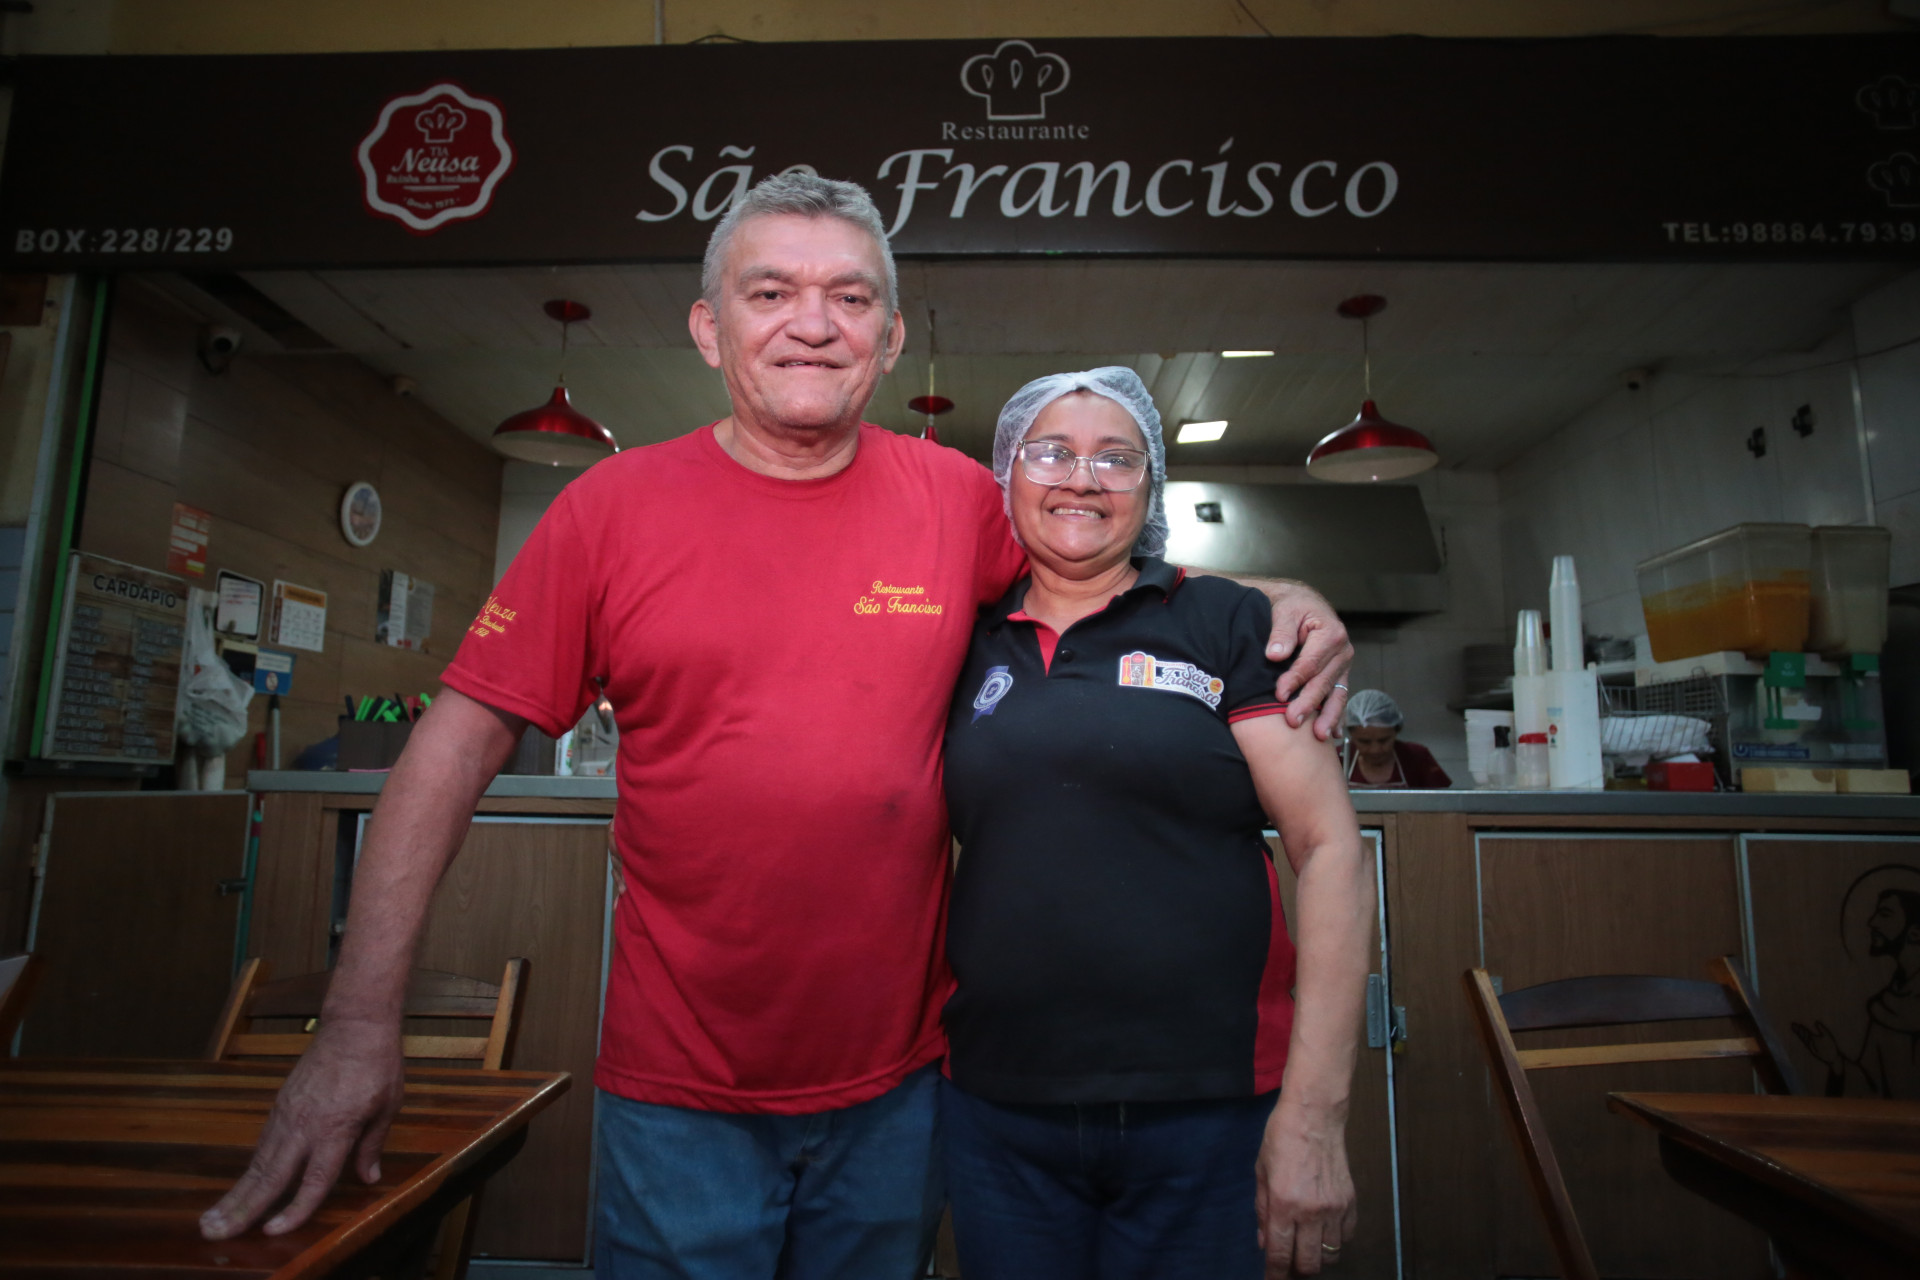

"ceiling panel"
[235, 259, 1908, 472]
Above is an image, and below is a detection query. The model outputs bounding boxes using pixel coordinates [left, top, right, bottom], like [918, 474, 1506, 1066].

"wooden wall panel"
[20, 792, 250, 1057]
[247, 791, 335, 979]
[0, 776, 138, 954]
[77, 283, 503, 779]
[1745, 835, 1920, 1102]
[1379, 811, 1491, 1280]
[411, 817, 610, 1263]
[1477, 834, 1767, 1280]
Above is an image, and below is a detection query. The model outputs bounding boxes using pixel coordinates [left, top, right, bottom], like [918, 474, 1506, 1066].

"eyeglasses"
[1017, 441, 1151, 492]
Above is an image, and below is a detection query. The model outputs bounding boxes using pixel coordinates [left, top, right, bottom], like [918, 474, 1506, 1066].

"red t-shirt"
[442, 423, 1025, 1113]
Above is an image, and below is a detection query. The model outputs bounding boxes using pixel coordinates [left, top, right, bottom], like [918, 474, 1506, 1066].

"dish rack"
[1600, 676, 1729, 785]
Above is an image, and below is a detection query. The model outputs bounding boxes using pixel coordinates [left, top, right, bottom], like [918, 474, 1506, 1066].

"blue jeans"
[594, 1066, 942, 1280]
[940, 1078, 1273, 1280]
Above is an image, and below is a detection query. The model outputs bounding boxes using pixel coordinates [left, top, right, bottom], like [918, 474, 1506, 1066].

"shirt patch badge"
[972, 665, 1014, 723]
[1118, 650, 1224, 708]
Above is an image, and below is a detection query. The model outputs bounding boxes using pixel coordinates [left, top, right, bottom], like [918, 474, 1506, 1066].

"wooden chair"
[0, 953, 43, 1047]
[209, 957, 529, 1280]
[1464, 956, 1800, 1280]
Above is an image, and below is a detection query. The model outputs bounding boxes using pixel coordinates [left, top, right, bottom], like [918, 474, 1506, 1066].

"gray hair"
[991, 367, 1169, 558]
[701, 171, 898, 313]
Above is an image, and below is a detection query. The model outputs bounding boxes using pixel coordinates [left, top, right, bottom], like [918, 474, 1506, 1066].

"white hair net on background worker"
[1344, 689, 1405, 729]
[990, 366, 1169, 557]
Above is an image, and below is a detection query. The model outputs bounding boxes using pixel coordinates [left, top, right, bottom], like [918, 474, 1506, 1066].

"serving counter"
[244, 772, 1920, 1277]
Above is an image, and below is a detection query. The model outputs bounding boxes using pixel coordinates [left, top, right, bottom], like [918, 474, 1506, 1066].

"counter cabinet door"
[1472, 831, 1767, 1280]
[21, 791, 252, 1057]
[1270, 827, 1401, 1280]
[1742, 833, 1920, 1104]
[359, 813, 613, 1265]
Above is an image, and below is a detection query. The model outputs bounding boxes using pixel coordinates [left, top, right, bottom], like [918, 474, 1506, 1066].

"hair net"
[990, 367, 1168, 557]
[1344, 689, 1405, 729]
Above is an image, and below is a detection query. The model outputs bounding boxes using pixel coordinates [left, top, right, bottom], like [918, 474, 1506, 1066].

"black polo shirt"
[941, 557, 1298, 1105]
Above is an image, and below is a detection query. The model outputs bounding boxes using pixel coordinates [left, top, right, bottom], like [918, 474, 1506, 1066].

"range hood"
[1161, 482, 1446, 623]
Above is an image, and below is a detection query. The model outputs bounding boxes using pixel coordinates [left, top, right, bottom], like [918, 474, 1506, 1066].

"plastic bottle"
[1511, 609, 1549, 789]
[1546, 668, 1605, 790]
[1516, 731, 1550, 789]
[1487, 724, 1516, 789]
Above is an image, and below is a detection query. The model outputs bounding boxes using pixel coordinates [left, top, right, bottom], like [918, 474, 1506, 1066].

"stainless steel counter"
[245, 771, 1920, 818]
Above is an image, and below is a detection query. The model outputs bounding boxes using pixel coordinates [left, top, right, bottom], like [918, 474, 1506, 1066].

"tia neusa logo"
[972, 666, 1014, 723]
[962, 40, 1070, 121]
[1858, 75, 1920, 131]
[358, 83, 515, 233]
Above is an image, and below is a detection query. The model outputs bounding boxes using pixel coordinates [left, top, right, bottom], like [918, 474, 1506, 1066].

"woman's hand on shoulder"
[1255, 1100, 1356, 1277]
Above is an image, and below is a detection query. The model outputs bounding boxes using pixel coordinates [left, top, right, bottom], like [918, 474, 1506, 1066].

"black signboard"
[0, 36, 1916, 269]
[42, 552, 186, 764]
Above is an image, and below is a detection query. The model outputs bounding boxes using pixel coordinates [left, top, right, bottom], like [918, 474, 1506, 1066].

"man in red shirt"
[201, 174, 1354, 1278]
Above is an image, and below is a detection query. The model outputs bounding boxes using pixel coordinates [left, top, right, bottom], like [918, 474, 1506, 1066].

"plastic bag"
[175, 587, 254, 753]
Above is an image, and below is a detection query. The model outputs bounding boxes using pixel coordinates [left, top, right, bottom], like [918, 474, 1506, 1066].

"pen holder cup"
[337, 717, 414, 771]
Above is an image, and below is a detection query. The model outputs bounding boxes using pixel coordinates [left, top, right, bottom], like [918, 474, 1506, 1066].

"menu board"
[41, 552, 188, 764]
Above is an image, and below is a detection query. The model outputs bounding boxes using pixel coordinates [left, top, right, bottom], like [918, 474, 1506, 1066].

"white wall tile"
[1854, 269, 1920, 509]
[1880, 487, 1920, 590]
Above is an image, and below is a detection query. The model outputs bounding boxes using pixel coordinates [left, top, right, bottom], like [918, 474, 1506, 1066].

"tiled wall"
[1498, 268, 1920, 647]
[1856, 271, 1920, 586]
[80, 284, 504, 776]
[1345, 469, 1507, 787]
[495, 460, 587, 582]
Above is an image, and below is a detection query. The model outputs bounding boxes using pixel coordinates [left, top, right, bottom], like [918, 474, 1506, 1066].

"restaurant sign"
[0, 35, 1915, 269]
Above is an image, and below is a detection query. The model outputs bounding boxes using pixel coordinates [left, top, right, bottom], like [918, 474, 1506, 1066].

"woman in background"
[1343, 689, 1451, 789]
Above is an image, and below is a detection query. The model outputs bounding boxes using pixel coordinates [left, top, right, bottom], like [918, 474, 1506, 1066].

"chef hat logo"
[1857, 75, 1920, 131]
[961, 40, 1070, 122]
[1868, 151, 1920, 208]
[415, 102, 469, 145]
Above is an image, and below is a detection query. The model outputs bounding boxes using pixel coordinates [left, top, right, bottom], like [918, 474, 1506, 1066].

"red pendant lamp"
[906, 308, 953, 443]
[1306, 295, 1438, 483]
[491, 300, 620, 466]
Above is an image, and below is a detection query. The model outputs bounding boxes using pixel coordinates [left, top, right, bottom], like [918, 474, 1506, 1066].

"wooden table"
[1609, 1091, 1920, 1280]
[0, 1058, 569, 1279]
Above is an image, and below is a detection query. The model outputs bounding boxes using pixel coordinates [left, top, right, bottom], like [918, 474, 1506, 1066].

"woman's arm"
[1230, 712, 1375, 1279]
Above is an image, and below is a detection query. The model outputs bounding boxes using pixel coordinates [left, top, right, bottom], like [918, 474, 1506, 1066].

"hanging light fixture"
[1306, 294, 1438, 483]
[491, 299, 620, 466]
[905, 307, 954, 443]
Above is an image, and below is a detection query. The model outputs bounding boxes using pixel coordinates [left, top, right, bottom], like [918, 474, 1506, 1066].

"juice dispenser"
[1636, 524, 1810, 663]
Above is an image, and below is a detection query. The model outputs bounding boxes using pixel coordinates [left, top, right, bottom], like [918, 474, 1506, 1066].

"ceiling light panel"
[1177, 420, 1229, 443]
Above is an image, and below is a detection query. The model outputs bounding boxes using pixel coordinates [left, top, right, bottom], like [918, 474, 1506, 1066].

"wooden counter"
[234, 775, 1920, 1275]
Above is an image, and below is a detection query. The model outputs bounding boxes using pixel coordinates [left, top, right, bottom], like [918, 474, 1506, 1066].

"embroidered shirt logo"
[1117, 650, 1224, 708]
[972, 665, 1014, 723]
[467, 595, 518, 640]
[854, 580, 945, 617]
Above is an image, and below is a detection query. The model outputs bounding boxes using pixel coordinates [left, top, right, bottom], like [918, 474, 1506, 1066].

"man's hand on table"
[1255, 578, 1354, 739]
[199, 1019, 406, 1239]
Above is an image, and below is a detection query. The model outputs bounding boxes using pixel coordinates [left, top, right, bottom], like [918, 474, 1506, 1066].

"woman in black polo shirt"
[941, 368, 1373, 1280]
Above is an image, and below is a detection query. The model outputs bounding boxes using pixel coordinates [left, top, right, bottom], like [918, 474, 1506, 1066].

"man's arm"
[1180, 570, 1354, 738]
[200, 689, 527, 1240]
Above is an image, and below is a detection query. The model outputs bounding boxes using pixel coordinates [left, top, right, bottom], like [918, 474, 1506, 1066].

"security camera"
[1618, 367, 1652, 393]
[198, 323, 242, 374]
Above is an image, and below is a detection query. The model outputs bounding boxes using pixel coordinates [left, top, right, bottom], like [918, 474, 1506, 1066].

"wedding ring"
[1321, 1243, 1341, 1255]
[1332, 683, 1349, 691]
